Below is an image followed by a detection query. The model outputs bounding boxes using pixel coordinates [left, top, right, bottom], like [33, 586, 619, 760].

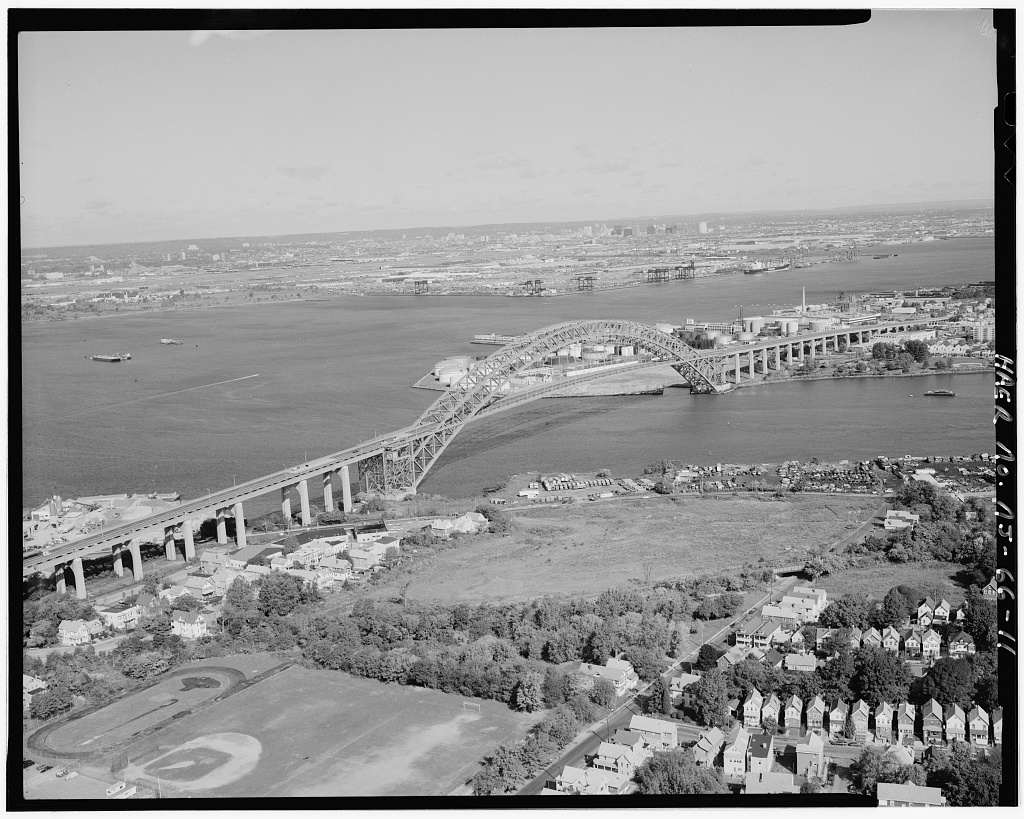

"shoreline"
[723, 365, 992, 392]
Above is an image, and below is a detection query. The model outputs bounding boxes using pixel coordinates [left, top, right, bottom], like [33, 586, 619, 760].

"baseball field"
[111, 665, 537, 797]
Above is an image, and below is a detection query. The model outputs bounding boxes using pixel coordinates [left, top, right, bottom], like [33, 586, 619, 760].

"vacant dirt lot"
[112, 665, 536, 798]
[377, 494, 881, 604]
[815, 560, 968, 605]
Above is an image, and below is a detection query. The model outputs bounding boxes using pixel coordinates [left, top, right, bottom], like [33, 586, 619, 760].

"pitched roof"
[806, 695, 825, 713]
[968, 705, 989, 724]
[796, 730, 824, 753]
[171, 610, 203, 624]
[876, 782, 945, 805]
[922, 699, 942, 720]
[629, 714, 676, 734]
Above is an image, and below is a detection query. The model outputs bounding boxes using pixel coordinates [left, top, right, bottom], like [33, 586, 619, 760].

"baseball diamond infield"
[73, 664, 538, 797]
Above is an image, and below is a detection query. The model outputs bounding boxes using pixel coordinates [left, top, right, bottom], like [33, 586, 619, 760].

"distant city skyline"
[18, 13, 995, 247]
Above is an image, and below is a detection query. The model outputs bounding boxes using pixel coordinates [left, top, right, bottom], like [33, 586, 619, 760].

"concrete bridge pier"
[281, 486, 292, 525]
[55, 562, 67, 595]
[733, 354, 741, 383]
[322, 472, 333, 514]
[774, 346, 781, 369]
[183, 521, 196, 560]
[341, 464, 353, 514]
[164, 526, 177, 561]
[748, 349, 755, 377]
[234, 502, 247, 549]
[71, 556, 87, 599]
[297, 479, 311, 526]
[216, 508, 228, 545]
[112, 543, 124, 577]
[130, 539, 144, 580]
[797, 342, 804, 362]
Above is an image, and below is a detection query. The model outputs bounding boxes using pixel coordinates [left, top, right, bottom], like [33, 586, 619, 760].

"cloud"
[572, 186, 597, 196]
[656, 159, 681, 169]
[280, 164, 330, 182]
[477, 156, 528, 170]
[583, 160, 631, 175]
[76, 175, 96, 184]
[743, 157, 766, 170]
[82, 200, 114, 210]
[520, 168, 548, 179]
[572, 143, 595, 159]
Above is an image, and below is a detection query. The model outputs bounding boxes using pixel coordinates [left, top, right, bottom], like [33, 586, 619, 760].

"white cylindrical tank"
[705, 330, 721, 341]
[437, 368, 466, 386]
[737, 332, 756, 342]
[809, 319, 828, 332]
[655, 323, 675, 334]
[783, 320, 800, 335]
[569, 344, 583, 357]
[748, 317, 765, 334]
[616, 345, 635, 356]
[715, 334, 733, 345]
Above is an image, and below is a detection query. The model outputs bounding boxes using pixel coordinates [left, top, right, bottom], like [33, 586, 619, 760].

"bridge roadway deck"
[22, 318, 935, 577]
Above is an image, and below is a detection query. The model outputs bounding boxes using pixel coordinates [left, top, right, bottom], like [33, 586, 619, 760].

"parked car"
[56, 769, 69, 778]
[23, 759, 35, 769]
[37, 765, 53, 773]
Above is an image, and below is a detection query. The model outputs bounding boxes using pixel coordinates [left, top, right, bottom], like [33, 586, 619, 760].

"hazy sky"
[19, 13, 996, 247]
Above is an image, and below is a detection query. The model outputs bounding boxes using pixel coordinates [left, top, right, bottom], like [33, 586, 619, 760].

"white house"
[57, 619, 92, 646]
[170, 610, 208, 640]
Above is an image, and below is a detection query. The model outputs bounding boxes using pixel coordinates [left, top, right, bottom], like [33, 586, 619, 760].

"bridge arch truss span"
[363, 320, 725, 493]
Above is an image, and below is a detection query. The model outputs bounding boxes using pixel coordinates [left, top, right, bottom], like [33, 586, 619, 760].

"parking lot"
[22, 764, 110, 800]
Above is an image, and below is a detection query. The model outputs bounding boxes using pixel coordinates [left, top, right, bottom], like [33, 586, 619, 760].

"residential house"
[848, 627, 863, 649]
[692, 727, 725, 768]
[783, 694, 803, 731]
[716, 645, 751, 669]
[159, 585, 192, 603]
[778, 595, 818, 622]
[722, 724, 751, 779]
[210, 568, 242, 595]
[931, 598, 952, 624]
[182, 575, 215, 597]
[135, 592, 161, 612]
[901, 628, 922, 658]
[270, 556, 290, 572]
[761, 693, 781, 727]
[318, 556, 353, 582]
[791, 586, 828, 616]
[881, 626, 901, 653]
[200, 551, 230, 573]
[57, 619, 91, 646]
[97, 601, 141, 631]
[921, 699, 944, 744]
[947, 629, 976, 658]
[85, 619, 105, 638]
[23, 675, 48, 711]
[885, 744, 915, 768]
[884, 509, 920, 530]
[744, 771, 799, 794]
[805, 696, 826, 733]
[953, 601, 968, 623]
[578, 662, 636, 697]
[733, 614, 761, 649]
[851, 699, 871, 742]
[550, 765, 610, 796]
[876, 782, 946, 807]
[992, 707, 1002, 745]
[245, 564, 271, 579]
[430, 519, 455, 538]
[606, 657, 639, 680]
[827, 700, 849, 739]
[981, 576, 998, 598]
[608, 730, 650, 761]
[170, 611, 208, 641]
[590, 741, 645, 781]
[795, 730, 825, 777]
[815, 627, 835, 652]
[748, 731, 774, 776]
[628, 715, 678, 750]
[751, 619, 787, 649]
[669, 672, 701, 709]
[968, 705, 989, 746]
[944, 704, 966, 744]
[921, 629, 942, 662]
[348, 548, 380, 572]
[759, 604, 800, 627]
[917, 599, 935, 627]
[727, 698, 741, 721]
[784, 653, 816, 674]
[861, 627, 883, 649]
[874, 702, 895, 743]
[450, 512, 488, 533]
[897, 703, 916, 744]
[743, 688, 764, 728]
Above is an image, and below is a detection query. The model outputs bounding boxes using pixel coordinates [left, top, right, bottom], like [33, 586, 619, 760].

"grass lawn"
[114, 665, 537, 797]
[814, 560, 969, 605]
[369, 494, 881, 604]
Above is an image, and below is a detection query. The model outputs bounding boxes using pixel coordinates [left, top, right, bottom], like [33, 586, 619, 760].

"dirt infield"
[110, 665, 537, 797]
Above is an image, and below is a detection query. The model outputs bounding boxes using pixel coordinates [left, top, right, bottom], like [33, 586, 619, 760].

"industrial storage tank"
[615, 345, 635, 356]
[437, 366, 467, 386]
[745, 317, 765, 334]
[715, 334, 733, 345]
[782, 320, 800, 335]
[809, 319, 829, 332]
[655, 323, 675, 334]
[737, 332, 756, 342]
[705, 330, 721, 341]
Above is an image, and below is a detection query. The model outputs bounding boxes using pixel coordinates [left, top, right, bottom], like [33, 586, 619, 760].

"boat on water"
[924, 390, 955, 397]
[90, 352, 132, 362]
[744, 263, 791, 274]
[160, 338, 184, 345]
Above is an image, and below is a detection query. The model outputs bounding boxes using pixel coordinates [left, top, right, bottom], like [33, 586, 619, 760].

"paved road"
[516, 575, 799, 795]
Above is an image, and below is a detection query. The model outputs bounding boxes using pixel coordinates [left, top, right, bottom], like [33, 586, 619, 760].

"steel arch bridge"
[358, 319, 725, 492]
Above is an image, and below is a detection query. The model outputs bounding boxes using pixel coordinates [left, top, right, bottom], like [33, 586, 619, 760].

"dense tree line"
[633, 749, 728, 795]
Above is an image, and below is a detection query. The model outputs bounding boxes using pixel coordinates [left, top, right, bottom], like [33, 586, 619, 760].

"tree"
[647, 675, 673, 716]
[931, 743, 1002, 806]
[692, 669, 730, 728]
[225, 577, 255, 610]
[29, 683, 74, 720]
[850, 744, 886, 793]
[590, 678, 617, 708]
[850, 646, 911, 708]
[474, 504, 513, 534]
[903, 340, 930, 364]
[819, 596, 870, 629]
[874, 588, 911, 629]
[633, 749, 727, 794]
[256, 572, 303, 617]
[963, 593, 998, 651]
[512, 671, 544, 713]
[694, 643, 724, 672]
[918, 658, 974, 709]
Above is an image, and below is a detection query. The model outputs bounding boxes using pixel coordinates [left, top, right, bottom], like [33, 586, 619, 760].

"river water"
[20, 238, 995, 508]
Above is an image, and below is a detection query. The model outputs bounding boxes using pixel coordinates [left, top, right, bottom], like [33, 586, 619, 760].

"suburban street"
[516, 574, 799, 794]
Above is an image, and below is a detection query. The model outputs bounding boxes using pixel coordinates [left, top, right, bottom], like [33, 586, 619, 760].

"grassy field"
[373, 494, 881, 604]
[814, 560, 969, 605]
[115, 665, 537, 797]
